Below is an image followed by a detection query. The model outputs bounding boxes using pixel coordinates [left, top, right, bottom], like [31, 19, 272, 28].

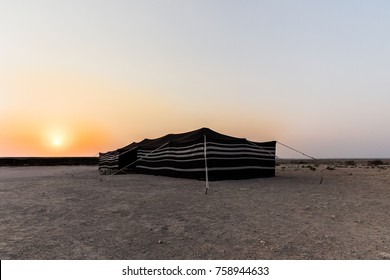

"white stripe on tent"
[138, 142, 204, 152]
[139, 156, 275, 163]
[138, 141, 274, 154]
[99, 165, 119, 169]
[136, 165, 275, 172]
[139, 145, 272, 155]
[138, 150, 274, 159]
[206, 146, 273, 153]
[99, 156, 118, 161]
[208, 141, 275, 149]
[138, 147, 203, 156]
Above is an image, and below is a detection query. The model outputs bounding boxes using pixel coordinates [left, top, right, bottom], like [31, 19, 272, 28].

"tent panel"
[98, 151, 119, 174]
[99, 128, 276, 180]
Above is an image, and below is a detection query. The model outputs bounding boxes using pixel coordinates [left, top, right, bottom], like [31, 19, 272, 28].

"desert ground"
[0, 160, 389, 260]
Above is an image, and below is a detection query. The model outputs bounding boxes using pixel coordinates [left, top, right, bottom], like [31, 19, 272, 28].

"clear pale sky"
[1, 0, 389, 158]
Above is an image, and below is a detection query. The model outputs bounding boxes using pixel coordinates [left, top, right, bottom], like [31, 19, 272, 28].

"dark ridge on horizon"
[276, 158, 390, 165]
[0, 157, 98, 166]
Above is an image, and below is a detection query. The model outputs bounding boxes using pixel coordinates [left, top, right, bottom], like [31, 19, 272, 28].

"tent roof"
[118, 127, 269, 151]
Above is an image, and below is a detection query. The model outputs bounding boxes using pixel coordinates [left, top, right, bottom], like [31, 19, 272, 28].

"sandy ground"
[1, 162, 390, 260]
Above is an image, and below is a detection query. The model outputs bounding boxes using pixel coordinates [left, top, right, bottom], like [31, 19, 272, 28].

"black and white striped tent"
[99, 128, 276, 180]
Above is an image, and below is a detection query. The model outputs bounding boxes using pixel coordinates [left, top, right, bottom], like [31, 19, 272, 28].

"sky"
[1, 0, 389, 158]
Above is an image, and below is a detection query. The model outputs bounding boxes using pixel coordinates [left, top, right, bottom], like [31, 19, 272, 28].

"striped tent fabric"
[99, 128, 276, 180]
[98, 150, 119, 174]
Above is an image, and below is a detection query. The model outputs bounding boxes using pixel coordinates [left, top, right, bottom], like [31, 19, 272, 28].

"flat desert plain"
[0, 161, 389, 259]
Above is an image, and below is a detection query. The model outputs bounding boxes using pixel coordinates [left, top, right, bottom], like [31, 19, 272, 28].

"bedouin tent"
[99, 127, 276, 180]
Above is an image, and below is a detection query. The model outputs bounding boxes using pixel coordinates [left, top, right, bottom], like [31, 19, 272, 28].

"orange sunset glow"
[2, 116, 109, 157]
[1, 1, 390, 158]
[2, 67, 282, 157]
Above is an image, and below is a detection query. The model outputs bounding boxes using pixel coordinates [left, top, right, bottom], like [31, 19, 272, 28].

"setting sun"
[46, 128, 67, 151]
[53, 138, 62, 146]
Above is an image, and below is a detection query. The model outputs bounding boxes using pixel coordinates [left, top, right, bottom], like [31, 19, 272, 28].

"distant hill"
[0, 157, 98, 166]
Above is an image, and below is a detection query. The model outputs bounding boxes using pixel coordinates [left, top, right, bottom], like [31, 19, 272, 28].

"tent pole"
[204, 135, 209, 194]
[111, 141, 169, 175]
[117, 145, 138, 157]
